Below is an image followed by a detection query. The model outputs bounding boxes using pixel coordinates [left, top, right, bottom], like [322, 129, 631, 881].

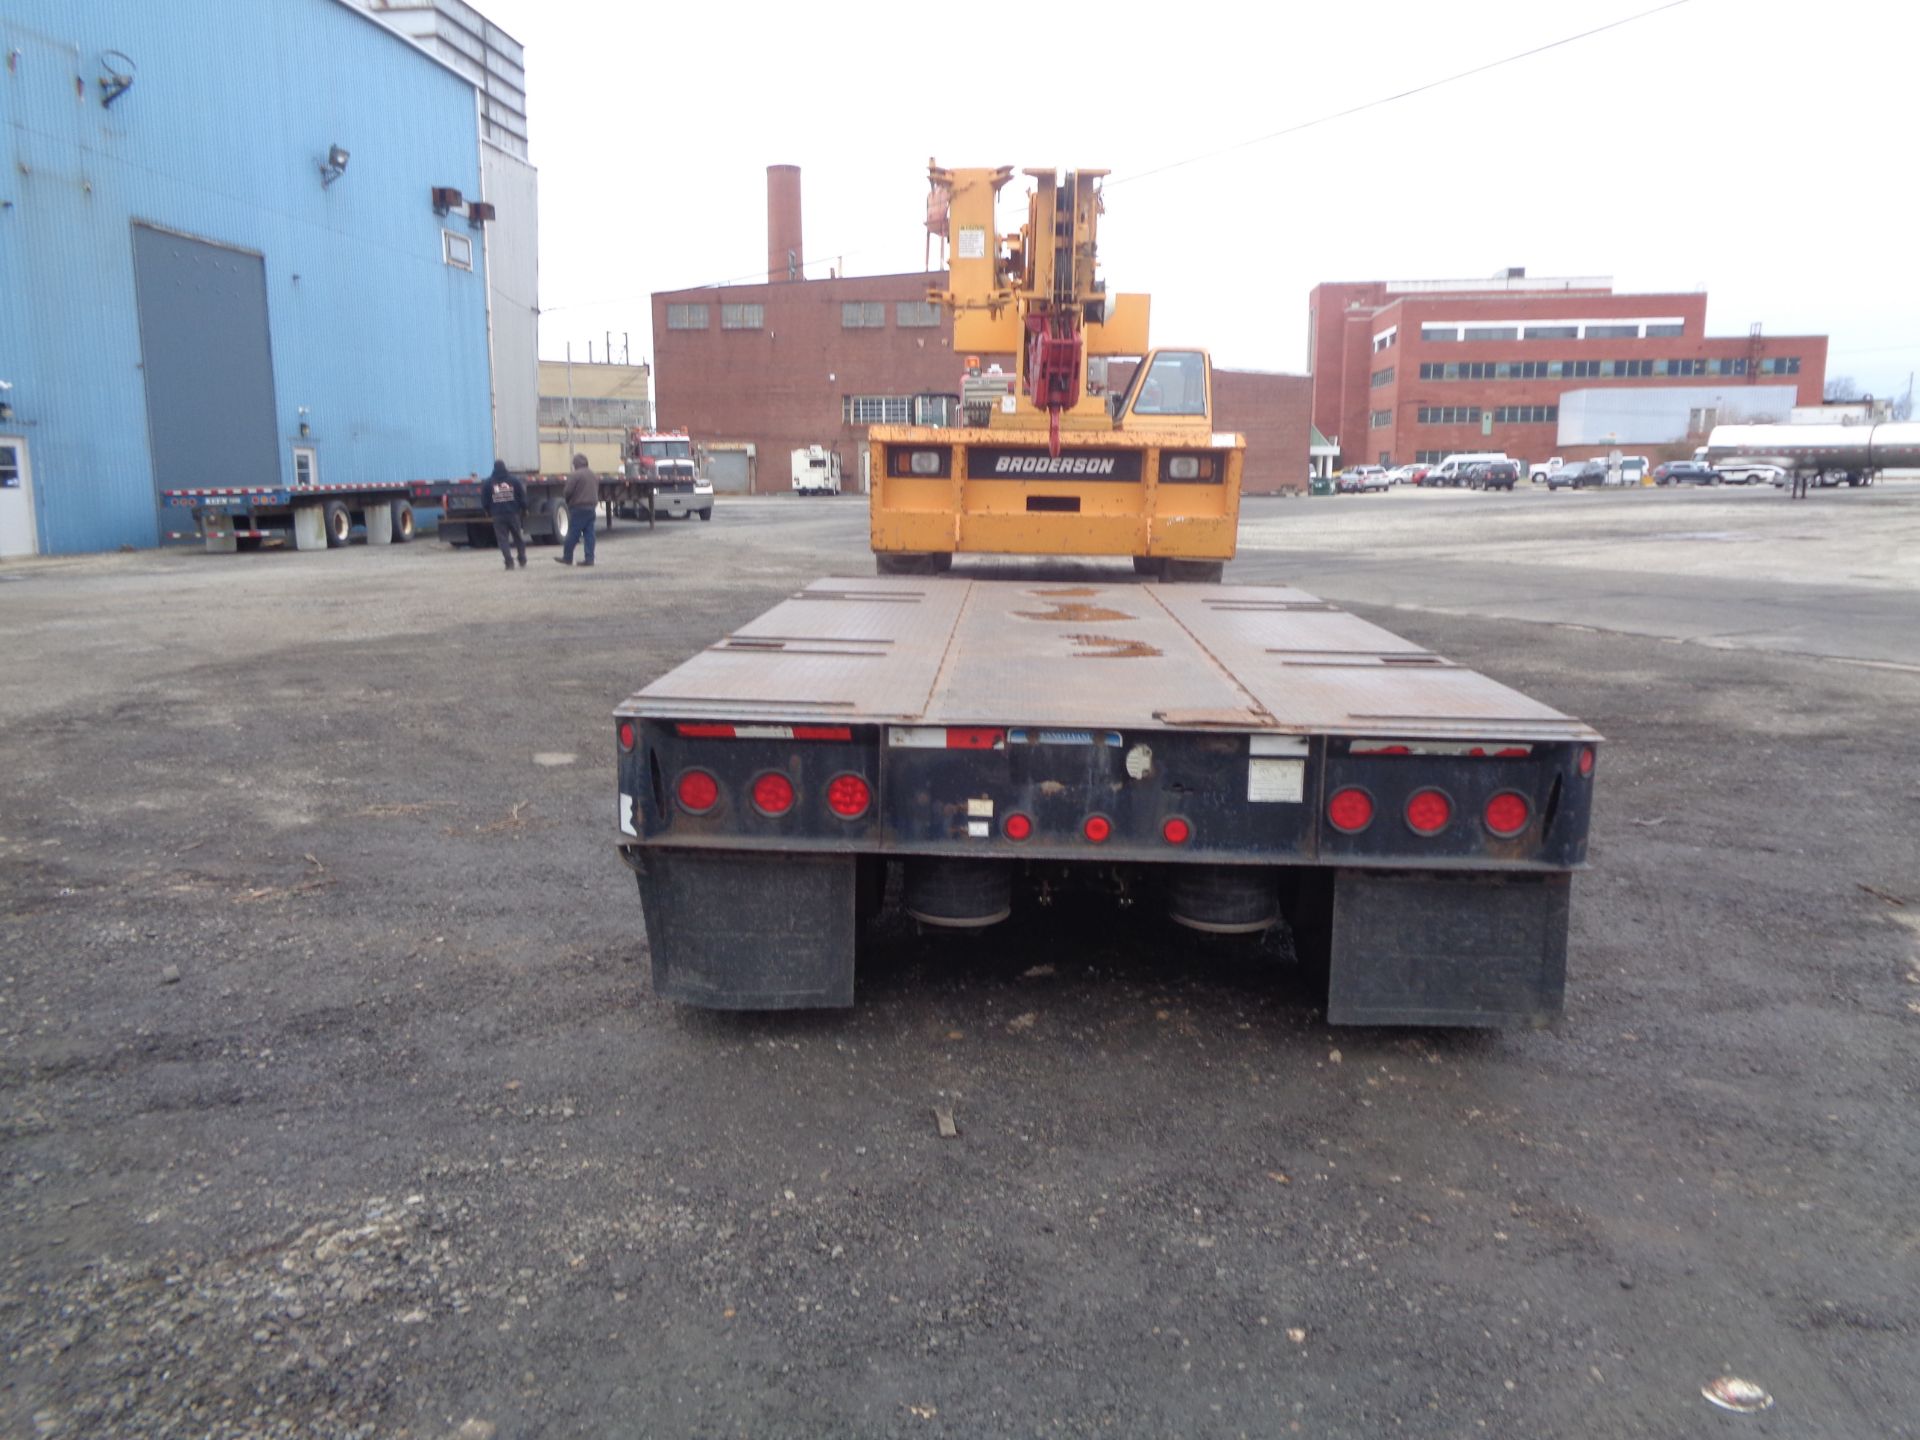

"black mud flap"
[631, 848, 857, 1010]
[1327, 870, 1569, 1028]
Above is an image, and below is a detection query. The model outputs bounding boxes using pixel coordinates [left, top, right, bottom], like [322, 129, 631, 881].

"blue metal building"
[0, 0, 497, 555]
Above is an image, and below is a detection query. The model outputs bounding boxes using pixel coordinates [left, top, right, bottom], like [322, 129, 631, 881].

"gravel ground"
[2, 488, 1916, 1439]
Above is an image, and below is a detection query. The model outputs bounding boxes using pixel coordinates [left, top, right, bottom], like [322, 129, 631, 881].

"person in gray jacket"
[556, 453, 600, 567]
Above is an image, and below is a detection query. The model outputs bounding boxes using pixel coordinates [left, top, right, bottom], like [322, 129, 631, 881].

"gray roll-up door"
[706, 451, 751, 493]
[131, 224, 281, 505]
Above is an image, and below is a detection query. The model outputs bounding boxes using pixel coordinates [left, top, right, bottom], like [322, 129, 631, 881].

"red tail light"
[1484, 791, 1530, 837]
[1405, 788, 1453, 835]
[676, 770, 719, 814]
[1003, 813, 1033, 841]
[1161, 817, 1191, 845]
[617, 721, 635, 751]
[1083, 815, 1112, 843]
[750, 772, 795, 816]
[826, 774, 871, 819]
[1578, 745, 1596, 777]
[1327, 787, 1374, 833]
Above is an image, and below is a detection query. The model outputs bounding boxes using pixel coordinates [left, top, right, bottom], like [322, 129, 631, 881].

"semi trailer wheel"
[323, 500, 352, 548]
[390, 499, 415, 543]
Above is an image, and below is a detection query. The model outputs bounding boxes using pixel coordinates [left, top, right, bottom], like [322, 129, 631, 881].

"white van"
[791, 446, 843, 496]
[1423, 452, 1510, 488]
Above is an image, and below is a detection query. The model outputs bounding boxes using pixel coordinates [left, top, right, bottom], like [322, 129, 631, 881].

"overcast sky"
[479, 0, 1919, 401]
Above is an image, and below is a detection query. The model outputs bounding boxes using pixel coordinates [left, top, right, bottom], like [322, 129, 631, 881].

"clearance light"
[1327, 787, 1374, 833]
[1003, 813, 1033, 841]
[676, 722, 851, 741]
[1406, 788, 1453, 835]
[675, 770, 719, 814]
[617, 721, 635, 751]
[1162, 817, 1191, 845]
[750, 773, 796, 816]
[826, 774, 871, 819]
[1083, 815, 1112, 843]
[1484, 791, 1530, 837]
[1579, 745, 1596, 777]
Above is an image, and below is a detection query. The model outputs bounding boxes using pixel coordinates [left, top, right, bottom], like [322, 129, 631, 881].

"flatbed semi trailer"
[163, 479, 447, 551]
[613, 576, 1600, 1027]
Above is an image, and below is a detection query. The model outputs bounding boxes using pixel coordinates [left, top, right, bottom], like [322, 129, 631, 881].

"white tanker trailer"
[1703, 423, 1920, 486]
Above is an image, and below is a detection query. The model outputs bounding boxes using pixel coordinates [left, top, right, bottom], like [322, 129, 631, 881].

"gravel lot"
[2, 484, 1917, 1439]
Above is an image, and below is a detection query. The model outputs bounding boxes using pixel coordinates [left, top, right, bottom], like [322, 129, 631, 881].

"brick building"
[653, 168, 1311, 494]
[1309, 273, 1828, 468]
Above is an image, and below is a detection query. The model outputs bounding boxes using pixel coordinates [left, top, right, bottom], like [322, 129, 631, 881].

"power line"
[1108, 0, 1693, 187]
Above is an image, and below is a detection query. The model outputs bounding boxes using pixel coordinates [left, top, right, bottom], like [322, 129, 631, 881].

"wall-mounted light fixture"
[466, 200, 496, 230]
[97, 50, 136, 109]
[320, 144, 350, 188]
[431, 186, 463, 215]
[297, 405, 311, 439]
[0, 379, 13, 425]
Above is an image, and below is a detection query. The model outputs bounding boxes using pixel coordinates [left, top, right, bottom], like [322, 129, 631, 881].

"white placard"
[957, 226, 988, 259]
[1247, 759, 1305, 803]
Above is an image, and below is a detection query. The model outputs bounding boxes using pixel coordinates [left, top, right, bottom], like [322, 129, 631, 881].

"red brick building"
[1309, 273, 1828, 468]
[652, 168, 1312, 494]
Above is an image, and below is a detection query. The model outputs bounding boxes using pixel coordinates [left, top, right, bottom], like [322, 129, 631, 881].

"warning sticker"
[1248, 759, 1305, 803]
[958, 226, 988, 259]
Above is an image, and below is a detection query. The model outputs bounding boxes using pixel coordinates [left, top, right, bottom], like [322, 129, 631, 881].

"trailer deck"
[614, 576, 1600, 1025]
[622, 576, 1592, 741]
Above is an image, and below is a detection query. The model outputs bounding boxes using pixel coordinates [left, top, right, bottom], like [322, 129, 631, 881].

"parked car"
[1547, 460, 1606, 491]
[1655, 461, 1720, 485]
[1336, 466, 1390, 493]
[1384, 465, 1422, 486]
[1529, 457, 1564, 484]
[1464, 460, 1520, 491]
[1718, 461, 1787, 486]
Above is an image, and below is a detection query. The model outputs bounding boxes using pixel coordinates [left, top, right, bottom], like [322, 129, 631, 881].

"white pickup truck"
[1529, 457, 1563, 484]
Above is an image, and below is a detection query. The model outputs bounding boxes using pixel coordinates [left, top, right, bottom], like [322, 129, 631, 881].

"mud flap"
[1327, 870, 1569, 1028]
[631, 848, 857, 1010]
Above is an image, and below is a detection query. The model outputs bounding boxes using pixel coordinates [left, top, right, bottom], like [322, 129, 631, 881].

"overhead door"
[130, 224, 281, 506]
[706, 449, 751, 493]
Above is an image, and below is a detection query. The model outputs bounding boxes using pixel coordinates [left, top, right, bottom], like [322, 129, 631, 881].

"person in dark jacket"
[556, 453, 600, 566]
[480, 460, 527, 570]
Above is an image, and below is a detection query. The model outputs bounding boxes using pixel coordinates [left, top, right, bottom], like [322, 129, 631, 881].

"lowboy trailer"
[613, 575, 1600, 1027]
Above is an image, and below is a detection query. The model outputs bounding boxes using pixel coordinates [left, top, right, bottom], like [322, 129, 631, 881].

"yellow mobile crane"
[868, 163, 1244, 581]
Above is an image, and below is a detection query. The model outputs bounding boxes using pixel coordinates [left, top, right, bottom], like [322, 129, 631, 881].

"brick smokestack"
[767, 164, 803, 284]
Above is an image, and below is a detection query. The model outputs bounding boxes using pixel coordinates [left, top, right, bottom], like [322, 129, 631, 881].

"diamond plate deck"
[620, 577, 1598, 740]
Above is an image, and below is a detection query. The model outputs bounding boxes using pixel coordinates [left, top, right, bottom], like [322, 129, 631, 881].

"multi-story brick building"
[653, 168, 1311, 494]
[1309, 272, 1828, 468]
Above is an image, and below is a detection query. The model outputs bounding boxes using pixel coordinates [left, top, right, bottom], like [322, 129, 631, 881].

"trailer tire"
[465, 522, 494, 549]
[548, 502, 571, 548]
[323, 500, 352, 548]
[390, 499, 415, 543]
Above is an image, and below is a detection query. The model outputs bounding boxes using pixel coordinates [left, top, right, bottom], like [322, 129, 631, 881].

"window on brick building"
[1644, 323, 1685, 338]
[1371, 366, 1395, 387]
[1610, 360, 1656, 378]
[1416, 406, 1482, 425]
[1370, 409, 1391, 428]
[1510, 360, 1552, 379]
[1523, 325, 1577, 340]
[842, 302, 887, 329]
[895, 301, 942, 328]
[1717, 358, 1748, 376]
[1585, 324, 1639, 339]
[842, 395, 912, 424]
[666, 304, 709, 330]
[721, 303, 764, 330]
[1462, 326, 1518, 343]
[1492, 405, 1558, 424]
[1760, 356, 1802, 375]
[1563, 360, 1601, 378]
[1420, 326, 1459, 342]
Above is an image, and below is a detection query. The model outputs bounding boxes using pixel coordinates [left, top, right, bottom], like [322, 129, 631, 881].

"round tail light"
[676, 770, 719, 814]
[1578, 745, 1596, 777]
[617, 721, 635, 752]
[1082, 815, 1112, 843]
[1484, 791, 1530, 837]
[750, 772, 795, 816]
[826, 773, 871, 819]
[1161, 817, 1191, 845]
[1405, 788, 1453, 835]
[1327, 787, 1374, 833]
[1003, 813, 1033, 841]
